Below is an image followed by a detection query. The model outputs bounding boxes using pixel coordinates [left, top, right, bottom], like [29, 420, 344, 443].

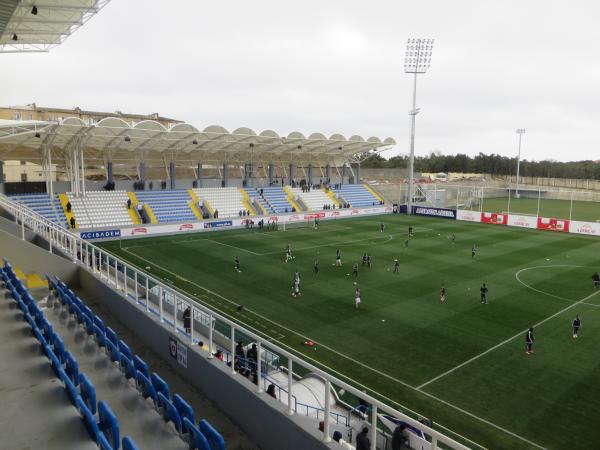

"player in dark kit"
[380, 223, 385, 233]
[362, 253, 368, 266]
[234, 256, 241, 273]
[480, 283, 488, 304]
[471, 244, 477, 259]
[408, 225, 413, 237]
[393, 258, 400, 273]
[525, 327, 535, 354]
[367, 254, 372, 268]
[593, 272, 600, 288]
[572, 315, 581, 338]
[440, 284, 446, 302]
[352, 263, 359, 279]
[313, 259, 319, 275]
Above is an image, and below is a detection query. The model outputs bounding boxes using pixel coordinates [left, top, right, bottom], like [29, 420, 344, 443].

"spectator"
[392, 424, 409, 450]
[266, 384, 277, 399]
[66, 201, 72, 212]
[69, 216, 76, 229]
[247, 343, 258, 372]
[183, 306, 191, 333]
[333, 431, 355, 449]
[235, 341, 246, 360]
[214, 350, 224, 361]
[356, 427, 370, 450]
[239, 210, 242, 217]
[149, 181, 153, 190]
[127, 198, 132, 209]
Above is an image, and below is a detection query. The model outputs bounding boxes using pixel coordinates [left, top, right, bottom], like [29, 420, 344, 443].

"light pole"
[515, 128, 526, 198]
[405, 38, 434, 214]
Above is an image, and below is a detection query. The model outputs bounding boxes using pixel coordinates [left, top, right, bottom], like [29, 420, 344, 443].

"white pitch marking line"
[417, 269, 600, 391]
[200, 238, 261, 255]
[258, 234, 393, 255]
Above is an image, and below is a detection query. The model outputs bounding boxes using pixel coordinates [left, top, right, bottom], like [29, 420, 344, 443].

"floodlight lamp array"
[516, 128, 526, 134]
[404, 38, 435, 74]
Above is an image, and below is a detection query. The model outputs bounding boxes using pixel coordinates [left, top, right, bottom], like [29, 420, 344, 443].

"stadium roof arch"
[0, 118, 396, 168]
[0, 0, 112, 53]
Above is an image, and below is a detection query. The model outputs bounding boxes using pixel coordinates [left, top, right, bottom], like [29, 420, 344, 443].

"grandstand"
[66, 190, 133, 229]
[9, 192, 68, 228]
[333, 184, 382, 207]
[135, 190, 197, 223]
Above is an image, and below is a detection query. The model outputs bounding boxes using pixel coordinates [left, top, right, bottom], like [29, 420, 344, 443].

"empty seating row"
[9, 193, 68, 228]
[67, 191, 134, 229]
[48, 276, 226, 450]
[135, 190, 196, 223]
[288, 187, 333, 211]
[333, 184, 381, 207]
[260, 187, 294, 213]
[193, 187, 247, 218]
[0, 260, 137, 450]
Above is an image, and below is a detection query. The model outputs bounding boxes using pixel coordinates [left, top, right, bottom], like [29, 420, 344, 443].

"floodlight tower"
[515, 128, 526, 197]
[404, 38, 434, 214]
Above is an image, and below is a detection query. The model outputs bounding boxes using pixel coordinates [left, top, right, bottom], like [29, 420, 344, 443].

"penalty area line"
[417, 273, 600, 391]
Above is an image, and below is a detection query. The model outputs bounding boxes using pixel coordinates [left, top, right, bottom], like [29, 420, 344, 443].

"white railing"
[0, 192, 472, 450]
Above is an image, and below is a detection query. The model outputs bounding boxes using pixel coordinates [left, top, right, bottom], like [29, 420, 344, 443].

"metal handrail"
[0, 192, 471, 450]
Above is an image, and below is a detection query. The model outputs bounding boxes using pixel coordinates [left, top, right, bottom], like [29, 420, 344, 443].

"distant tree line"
[361, 153, 600, 179]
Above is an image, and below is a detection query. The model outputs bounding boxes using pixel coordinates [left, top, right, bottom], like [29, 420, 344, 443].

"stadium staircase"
[66, 191, 134, 230]
[187, 190, 205, 221]
[333, 184, 382, 207]
[259, 187, 295, 213]
[135, 190, 197, 223]
[282, 186, 303, 212]
[0, 258, 227, 450]
[9, 193, 68, 229]
[126, 192, 141, 224]
[244, 188, 271, 214]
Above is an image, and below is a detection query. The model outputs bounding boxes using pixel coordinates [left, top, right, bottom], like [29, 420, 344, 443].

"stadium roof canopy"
[0, 118, 396, 166]
[0, 0, 112, 53]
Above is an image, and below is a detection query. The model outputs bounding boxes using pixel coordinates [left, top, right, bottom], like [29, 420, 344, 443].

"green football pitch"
[465, 196, 600, 222]
[100, 215, 600, 450]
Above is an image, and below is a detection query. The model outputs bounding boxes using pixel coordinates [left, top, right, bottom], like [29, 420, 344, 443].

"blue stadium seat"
[183, 418, 211, 450]
[157, 392, 182, 434]
[173, 393, 195, 426]
[119, 353, 135, 379]
[135, 371, 157, 407]
[118, 340, 132, 360]
[98, 401, 120, 450]
[151, 372, 170, 399]
[59, 366, 79, 406]
[200, 419, 226, 450]
[132, 355, 149, 378]
[122, 436, 140, 450]
[64, 350, 80, 386]
[79, 373, 97, 415]
[106, 339, 120, 363]
[77, 396, 99, 442]
[106, 327, 119, 347]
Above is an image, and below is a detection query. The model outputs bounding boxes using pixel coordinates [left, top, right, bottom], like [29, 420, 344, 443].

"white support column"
[134, 271, 138, 303]
[432, 437, 438, 450]
[145, 277, 150, 312]
[21, 210, 25, 240]
[323, 380, 331, 442]
[123, 264, 128, 297]
[173, 297, 178, 333]
[92, 248, 96, 273]
[208, 313, 214, 358]
[159, 285, 163, 321]
[230, 325, 236, 375]
[287, 358, 294, 415]
[256, 341, 262, 393]
[114, 258, 118, 289]
[370, 405, 378, 450]
[190, 304, 195, 343]
[536, 187, 541, 217]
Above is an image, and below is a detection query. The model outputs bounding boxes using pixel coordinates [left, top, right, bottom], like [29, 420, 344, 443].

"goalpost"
[281, 217, 316, 232]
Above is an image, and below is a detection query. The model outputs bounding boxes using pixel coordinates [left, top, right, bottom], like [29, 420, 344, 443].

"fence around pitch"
[416, 184, 600, 223]
[0, 192, 473, 450]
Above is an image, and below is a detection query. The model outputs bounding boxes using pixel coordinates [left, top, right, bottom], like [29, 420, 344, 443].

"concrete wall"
[0, 220, 335, 450]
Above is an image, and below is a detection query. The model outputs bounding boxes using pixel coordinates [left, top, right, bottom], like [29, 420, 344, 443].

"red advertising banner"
[537, 217, 569, 232]
[481, 212, 508, 225]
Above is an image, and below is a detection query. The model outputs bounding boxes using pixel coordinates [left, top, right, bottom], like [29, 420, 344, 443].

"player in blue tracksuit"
[525, 327, 535, 354]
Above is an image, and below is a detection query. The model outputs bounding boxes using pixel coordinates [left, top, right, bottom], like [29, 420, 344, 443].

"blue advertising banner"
[80, 229, 122, 239]
[411, 206, 456, 219]
[203, 220, 233, 229]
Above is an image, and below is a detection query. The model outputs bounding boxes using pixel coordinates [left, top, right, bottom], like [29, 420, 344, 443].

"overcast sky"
[2, 0, 599, 162]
